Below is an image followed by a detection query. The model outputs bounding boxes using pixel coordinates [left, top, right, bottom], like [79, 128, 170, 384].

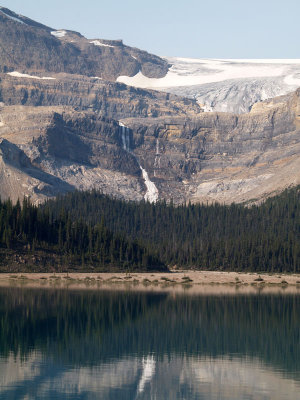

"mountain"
[0, 6, 169, 80]
[0, 6, 300, 205]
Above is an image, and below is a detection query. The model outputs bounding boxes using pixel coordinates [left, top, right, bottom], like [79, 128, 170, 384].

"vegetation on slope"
[0, 197, 165, 272]
[0, 186, 299, 272]
[44, 187, 300, 272]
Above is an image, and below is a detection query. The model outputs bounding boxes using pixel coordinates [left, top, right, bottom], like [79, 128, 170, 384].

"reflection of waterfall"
[137, 355, 156, 395]
[119, 122, 159, 203]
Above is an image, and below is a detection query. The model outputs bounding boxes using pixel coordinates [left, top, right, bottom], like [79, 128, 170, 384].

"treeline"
[0, 197, 165, 271]
[43, 187, 300, 272]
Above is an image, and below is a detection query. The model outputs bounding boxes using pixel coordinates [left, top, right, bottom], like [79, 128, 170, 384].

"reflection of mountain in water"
[1, 353, 300, 400]
[0, 288, 299, 399]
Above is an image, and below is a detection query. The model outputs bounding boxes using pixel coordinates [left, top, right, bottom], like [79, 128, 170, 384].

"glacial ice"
[117, 58, 300, 114]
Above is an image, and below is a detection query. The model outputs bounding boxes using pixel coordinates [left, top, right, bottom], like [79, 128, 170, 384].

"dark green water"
[0, 287, 299, 399]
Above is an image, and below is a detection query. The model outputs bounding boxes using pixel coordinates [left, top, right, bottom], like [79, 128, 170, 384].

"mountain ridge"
[0, 6, 169, 80]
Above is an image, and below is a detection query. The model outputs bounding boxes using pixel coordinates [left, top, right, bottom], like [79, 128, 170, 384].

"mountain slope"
[0, 6, 169, 80]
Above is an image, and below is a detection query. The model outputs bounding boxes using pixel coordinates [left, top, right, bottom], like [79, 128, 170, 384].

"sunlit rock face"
[0, 88, 300, 204]
[124, 89, 300, 204]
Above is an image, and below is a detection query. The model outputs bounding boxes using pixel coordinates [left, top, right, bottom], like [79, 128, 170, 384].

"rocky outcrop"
[0, 73, 202, 119]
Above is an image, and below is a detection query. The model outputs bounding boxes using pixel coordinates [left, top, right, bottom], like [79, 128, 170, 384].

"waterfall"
[119, 122, 159, 203]
[119, 122, 130, 151]
[156, 138, 159, 155]
[140, 166, 159, 203]
[154, 138, 161, 175]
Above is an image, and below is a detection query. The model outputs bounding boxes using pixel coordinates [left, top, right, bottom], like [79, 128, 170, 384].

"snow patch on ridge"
[7, 72, 56, 80]
[51, 30, 66, 38]
[90, 40, 114, 48]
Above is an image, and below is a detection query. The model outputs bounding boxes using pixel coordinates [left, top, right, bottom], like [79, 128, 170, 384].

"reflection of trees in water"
[0, 288, 166, 363]
[0, 288, 299, 377]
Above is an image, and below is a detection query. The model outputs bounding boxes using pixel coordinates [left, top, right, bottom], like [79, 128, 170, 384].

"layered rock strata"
[0, 90, 299, 204]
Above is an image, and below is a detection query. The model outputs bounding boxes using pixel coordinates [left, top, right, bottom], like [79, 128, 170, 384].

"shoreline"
[1, 271, 300, 295]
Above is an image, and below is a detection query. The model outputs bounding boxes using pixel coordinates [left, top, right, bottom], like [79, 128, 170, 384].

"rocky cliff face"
[0, 7, 299, 205]
[0, 73, 201, 119]
[0, 105, 145, 203]
[0, 90, 299, 205]
[124, 90, 300, 204]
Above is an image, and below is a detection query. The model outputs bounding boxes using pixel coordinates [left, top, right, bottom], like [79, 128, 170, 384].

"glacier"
[117, 58, 300, 113]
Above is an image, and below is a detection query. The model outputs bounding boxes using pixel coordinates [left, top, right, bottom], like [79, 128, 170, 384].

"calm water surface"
[0, 287, 299, 399]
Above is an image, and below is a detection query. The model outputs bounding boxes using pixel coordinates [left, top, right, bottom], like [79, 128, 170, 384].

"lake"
[0, 287, 299, 399]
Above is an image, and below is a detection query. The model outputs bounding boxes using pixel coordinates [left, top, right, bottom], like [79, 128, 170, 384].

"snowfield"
[117, 58, 300, 113]
[7, 72, 56, 80]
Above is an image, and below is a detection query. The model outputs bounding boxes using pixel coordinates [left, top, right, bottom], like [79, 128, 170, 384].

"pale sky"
[1, 0, 299, 59]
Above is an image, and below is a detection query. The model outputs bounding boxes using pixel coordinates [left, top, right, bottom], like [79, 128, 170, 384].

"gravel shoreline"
[0, 271, 300, 294]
